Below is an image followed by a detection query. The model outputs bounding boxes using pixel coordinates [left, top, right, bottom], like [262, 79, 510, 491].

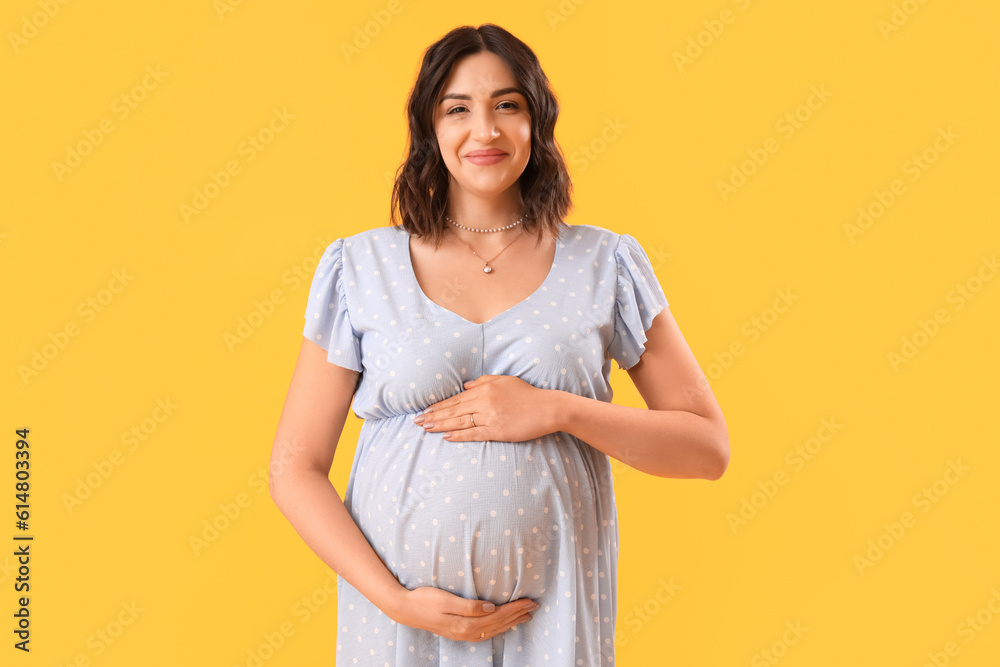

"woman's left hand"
[413, 375, 559, 442]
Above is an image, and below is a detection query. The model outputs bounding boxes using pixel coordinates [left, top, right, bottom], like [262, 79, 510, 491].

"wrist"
[543, 388, 579, 434]
[380, 583, 410, 623]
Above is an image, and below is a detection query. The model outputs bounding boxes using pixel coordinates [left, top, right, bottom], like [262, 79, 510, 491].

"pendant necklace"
[446, 215, 525, 274]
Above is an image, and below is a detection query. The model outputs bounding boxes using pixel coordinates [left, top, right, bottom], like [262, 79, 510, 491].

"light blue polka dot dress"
[302, 222, 668, 666]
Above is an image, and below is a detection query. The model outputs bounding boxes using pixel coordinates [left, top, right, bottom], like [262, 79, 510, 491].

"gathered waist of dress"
[355, 409, 427, 423]
[354, 415, 599, 461]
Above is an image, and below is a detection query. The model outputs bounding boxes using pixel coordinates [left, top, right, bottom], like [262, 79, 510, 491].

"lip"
[465, 149, 508, 157]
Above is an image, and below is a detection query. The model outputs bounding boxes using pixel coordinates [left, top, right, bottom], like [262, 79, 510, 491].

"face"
[432, 51, 532, 200]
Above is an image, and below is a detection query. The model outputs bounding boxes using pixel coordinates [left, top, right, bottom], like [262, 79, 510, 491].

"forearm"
[270, 468, 406, 617]
[548, 390, 728, 479]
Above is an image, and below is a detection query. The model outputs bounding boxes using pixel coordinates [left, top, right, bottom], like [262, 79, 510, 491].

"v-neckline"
[401, 224, 565, 326]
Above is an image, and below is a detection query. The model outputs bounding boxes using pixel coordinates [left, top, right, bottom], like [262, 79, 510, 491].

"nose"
[473, 109, 500, 141]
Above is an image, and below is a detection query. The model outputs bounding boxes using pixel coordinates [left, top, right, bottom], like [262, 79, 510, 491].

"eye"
[444, 101, 521, 116]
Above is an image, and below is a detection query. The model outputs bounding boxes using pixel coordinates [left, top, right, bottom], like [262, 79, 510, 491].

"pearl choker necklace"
[446, 215, 524, 233]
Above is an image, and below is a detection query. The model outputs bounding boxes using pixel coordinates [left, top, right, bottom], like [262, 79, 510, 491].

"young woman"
[270, 23, 729, 666]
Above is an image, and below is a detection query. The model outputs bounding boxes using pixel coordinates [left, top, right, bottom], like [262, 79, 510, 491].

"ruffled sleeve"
[607, 233, 670, 370]
[302, 238, 363, 372]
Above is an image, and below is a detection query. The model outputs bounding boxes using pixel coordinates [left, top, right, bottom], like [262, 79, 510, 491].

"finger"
[440, 423, 484, 441]
[490, 599, 537, 622]
[507, 612, 532, 630]
[449, 597, 498, 618]
[477, 610, 533, 639]
[420, 397, 484, 430]
[425, 412, 483, 433]
[422, 394, 459, 414]
[507, 599, 540, 617]
[420, 387, 476, 418]
[464, 374, 500, 388]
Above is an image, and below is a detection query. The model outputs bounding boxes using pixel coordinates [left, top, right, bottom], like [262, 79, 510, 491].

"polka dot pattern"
[301, 224, 669, 665]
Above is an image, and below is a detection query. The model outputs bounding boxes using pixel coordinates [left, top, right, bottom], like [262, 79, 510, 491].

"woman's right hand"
[387, 586, 539, 642]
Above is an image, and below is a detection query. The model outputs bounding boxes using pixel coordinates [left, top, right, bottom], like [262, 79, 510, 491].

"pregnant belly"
[348, 424, 595, 605]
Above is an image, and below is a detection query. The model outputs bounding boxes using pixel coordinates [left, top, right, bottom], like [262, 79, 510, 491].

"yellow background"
[3, 0, 998, 665]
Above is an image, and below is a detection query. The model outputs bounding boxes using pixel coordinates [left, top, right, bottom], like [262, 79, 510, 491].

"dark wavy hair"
[389, 24, 573, 248]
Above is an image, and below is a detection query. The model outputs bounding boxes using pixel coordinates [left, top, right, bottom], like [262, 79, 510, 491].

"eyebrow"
[439, 87, 526, 103]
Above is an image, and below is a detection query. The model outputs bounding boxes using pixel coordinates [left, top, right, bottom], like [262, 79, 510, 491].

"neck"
[447, 220, 525, 249]
[445, 188, 524, 232]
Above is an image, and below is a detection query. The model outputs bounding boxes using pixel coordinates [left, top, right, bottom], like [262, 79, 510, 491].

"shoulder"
[562, 222, 619, 242]
[340, 224, 406, 247]
[562, 223, 654, 259]
[323, 225, 407, 259]
[560, 223, 623, 252]
[568, 223, 662, 254]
